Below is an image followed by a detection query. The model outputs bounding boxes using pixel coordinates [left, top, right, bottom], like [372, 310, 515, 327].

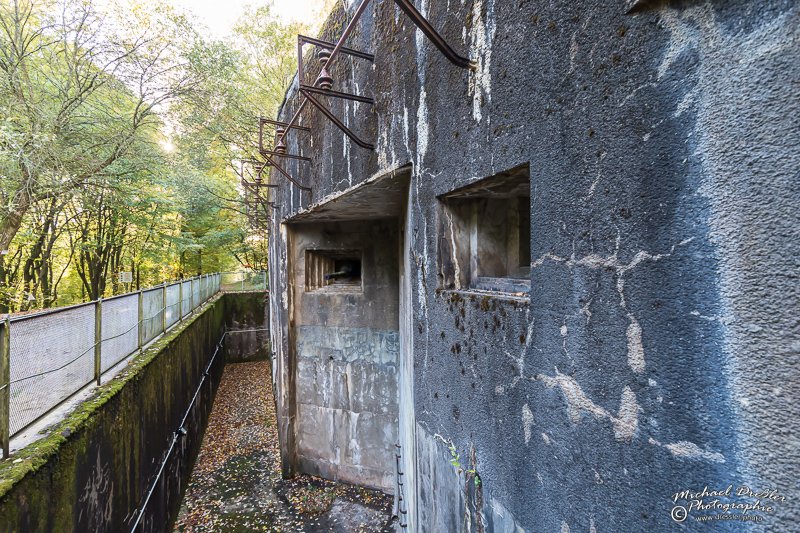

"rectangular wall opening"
[305, 249, 363, 292]
[438, 163, 531, 296]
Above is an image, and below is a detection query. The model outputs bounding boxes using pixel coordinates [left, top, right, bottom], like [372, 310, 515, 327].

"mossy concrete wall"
[0, 294, 228, 533]
[223, 291, 270, 363]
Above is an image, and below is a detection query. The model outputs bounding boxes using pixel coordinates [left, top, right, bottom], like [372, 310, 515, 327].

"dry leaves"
[174, 361, 393, 532]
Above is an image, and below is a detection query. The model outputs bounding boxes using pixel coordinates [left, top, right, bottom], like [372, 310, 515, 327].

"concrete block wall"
[288, 220, 400, 491]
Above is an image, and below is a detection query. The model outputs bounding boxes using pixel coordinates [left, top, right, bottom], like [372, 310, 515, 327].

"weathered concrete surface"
[0, 294, 227, 533]
[288, 220, 400, 492]
[222, 291, 270, 363]
[267, 0, 800, 531]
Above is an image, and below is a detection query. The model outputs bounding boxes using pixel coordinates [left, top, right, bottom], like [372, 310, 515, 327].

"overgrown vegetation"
[0, 0, 301, 312]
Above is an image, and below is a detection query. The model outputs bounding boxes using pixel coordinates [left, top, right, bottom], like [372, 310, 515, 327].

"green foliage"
[0, 0, 301, 311]
[436, 434, 482, 487]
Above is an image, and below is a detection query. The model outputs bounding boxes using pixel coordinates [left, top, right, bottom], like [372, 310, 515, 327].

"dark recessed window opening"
[305, 249, 363, 292]
[437, 163, 531, 296]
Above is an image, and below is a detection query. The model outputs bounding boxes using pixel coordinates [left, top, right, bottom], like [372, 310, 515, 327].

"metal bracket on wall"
[263, 153, 312, 193]
[241, 159, 278, 230]
[273, 0, 475, 155]
[297, 33, 376, 150]
[300, 88, 375, 150]
[259, 117, 311, 161]
[393, 0, 476, 70]
[252, 121, 314, 193]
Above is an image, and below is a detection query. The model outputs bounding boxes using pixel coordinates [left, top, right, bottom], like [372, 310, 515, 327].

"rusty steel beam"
[242, 180, 279, 190]
[299, 84, 375, 105]
[259, 116, 311, 132]
[298, 35, 375, 61]
[324, 0, 372, 69]
[259, 150, 312, 162]
[263, 153, 312, 192]
[300, 88, 375, 150]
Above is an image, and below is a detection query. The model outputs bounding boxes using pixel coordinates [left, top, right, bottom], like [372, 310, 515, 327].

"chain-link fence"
[220, 271, 267, 291]
[0, 273, 233, 456]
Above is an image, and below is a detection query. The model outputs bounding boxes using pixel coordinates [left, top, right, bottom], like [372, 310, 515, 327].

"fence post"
[138, 289, 144, 350]
[0, 316, 10, 458]
[178, 280, 183, 323]
[94, 298, 102, 386]
[190, 277, 195, 313]
[162, 282, 168, 333]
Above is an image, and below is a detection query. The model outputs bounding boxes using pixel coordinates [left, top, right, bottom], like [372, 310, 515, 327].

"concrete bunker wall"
[0, 292, 267, 533]
[289, 220, 400, 491]
[267, 0, 800, 531]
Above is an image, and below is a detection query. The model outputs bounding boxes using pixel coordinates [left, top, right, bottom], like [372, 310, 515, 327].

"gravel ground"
[174, 361, 395, 533]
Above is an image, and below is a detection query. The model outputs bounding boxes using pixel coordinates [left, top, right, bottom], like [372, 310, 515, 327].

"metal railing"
[220, 270, 267, 292]
[0, 273, 230, 458]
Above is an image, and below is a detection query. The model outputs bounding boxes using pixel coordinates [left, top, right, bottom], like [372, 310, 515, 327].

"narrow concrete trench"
[174, 361, 394, 533]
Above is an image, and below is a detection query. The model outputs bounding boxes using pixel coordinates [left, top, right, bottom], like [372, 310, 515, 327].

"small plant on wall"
[434, 434, 482, 487]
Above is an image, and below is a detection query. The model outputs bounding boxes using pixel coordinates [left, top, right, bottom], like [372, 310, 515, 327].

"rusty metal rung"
[259, 150, 311, 162]
[259, 117, 311, 132]
[394, 0, 476, 70]
[301, 89, 375, 150]
[298, 34, 374, 62]
[263, 154, 312, 193]
[299, 84, 374, 105]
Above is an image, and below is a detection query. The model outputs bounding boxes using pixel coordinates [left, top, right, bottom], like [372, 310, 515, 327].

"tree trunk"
[0, 193, 31, 313]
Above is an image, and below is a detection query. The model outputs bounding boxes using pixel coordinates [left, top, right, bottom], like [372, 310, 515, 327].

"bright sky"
[168, 0, 332, 37]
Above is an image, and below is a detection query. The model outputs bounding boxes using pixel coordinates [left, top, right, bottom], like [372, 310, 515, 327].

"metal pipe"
[129, 333, 226, 532]
[326, 0, 372, 69]
[94, 298, 102, 386]
[137, 290, 144, 350]
[393, 0, 476, 70]
[0, 316, 10, 458]
[276, 99, 309, 146]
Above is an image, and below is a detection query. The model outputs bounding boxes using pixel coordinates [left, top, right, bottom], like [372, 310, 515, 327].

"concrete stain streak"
[531, 237, 694, 374]
[649, 436, 726, 464]
[664, 440, 726, 464]
[625, 319, 645, 374]
[444, 210, 463, 289]
[521, 403, 534, 444]
[538, 370, 639, 442]
[468, 0, 495, 122]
